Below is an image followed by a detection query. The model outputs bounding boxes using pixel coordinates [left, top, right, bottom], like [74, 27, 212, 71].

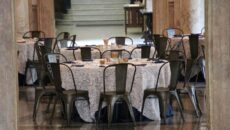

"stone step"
[56, 19, 124, 26]
[71, 3, 125, 10]
[68, 8, 123, 15]
[63, 14, 124, 21]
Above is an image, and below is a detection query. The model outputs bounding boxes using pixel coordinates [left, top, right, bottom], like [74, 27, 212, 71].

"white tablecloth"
[60, 45, 155, 61]
[17, 40, 37, 85]
[60, 59, 171, 122]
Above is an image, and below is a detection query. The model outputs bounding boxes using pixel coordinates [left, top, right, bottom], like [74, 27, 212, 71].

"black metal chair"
[140, 59, 185, 124]
[22, 31, 45, 39]
[97, 63, 137, 126]
[130, 45, 151, 59]
[32, 43, 68, 121]
[73, 46, 102, 61]
[24, 38, 56, 85]
[39, 38, 57, 52]
[56, 32, 70, 41]
[108, 36, 133, 45]
[178, 34, 205, 118]
[69, 34, 77, 47]
[54, 39, 74, 53]
[153, 36, 169, 59]
[47, 62, 90, 126]
[101, 49, 131, 59]
[162, 28, 187, 58]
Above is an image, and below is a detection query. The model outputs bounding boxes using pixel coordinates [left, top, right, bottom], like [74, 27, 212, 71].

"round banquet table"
[60, 59, 171, 122]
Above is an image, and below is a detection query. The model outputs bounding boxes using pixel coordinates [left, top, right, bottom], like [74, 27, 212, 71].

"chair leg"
[108, 98, 116, 127]
[65, 97, 75, 127]
[33, 91, 46, 121]
[158, 92, 169, 124]
[171, 91, 185, 121]
[50, 97, 58, 124]
[97, 97, 103, 124]
[177, 89, 184, 110]
[140, 94, 147, 121]
[46, 95, 54, 113]
[186, 86, 202, 117]
[124, 96, 136, 126]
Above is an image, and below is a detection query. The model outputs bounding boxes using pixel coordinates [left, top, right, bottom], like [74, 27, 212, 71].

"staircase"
[56, 0, 130, 26]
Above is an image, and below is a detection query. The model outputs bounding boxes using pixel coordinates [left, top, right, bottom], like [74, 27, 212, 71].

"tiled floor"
[18, 85, 207, 130]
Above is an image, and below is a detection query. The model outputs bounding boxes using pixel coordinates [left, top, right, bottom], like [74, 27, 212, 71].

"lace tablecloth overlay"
[170, 37, 205, 58]
[60, 45, 156, 61]
[61, 59, 171, 122]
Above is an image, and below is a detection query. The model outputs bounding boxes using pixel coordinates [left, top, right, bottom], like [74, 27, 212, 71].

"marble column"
[189, 0, 205, 33]
[206, 0, 230, 129]
[0, 0, 18, 130]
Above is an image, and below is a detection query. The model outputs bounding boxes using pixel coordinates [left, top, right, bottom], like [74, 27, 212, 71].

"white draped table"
[60, 59, 171, 122]
[60, 45, 156, 61]
[17, 40, 37, 85]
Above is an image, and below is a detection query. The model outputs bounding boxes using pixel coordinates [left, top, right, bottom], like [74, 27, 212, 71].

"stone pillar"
[189, 0, 205, 33]
[14, 0, 29, 39]
[0, 0, 18, 130]
[206, 0, 230, 130]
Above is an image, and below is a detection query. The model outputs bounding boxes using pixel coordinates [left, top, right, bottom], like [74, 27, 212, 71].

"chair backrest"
[56, 32, 70, 41]
[39, 38, 56, 52]
[130, 45, 151, 59]
[162, 27, 184, 38]
[45, 54, 72, 93]
[168, 60, 182, 90]
[44, 53, 68, 63]
[80, 47, 92, 61]
[101, 49, 131, 59]
[53, 39, 74, 53]
[108, 36, 133, 45]
[103, 63, 136, 94]
[189, 34, 199, 59]
[154, 61, 169, 91]
[154, 36, 168, 59]
[22, 31, 45, 39]
[69, 34, 77, 47]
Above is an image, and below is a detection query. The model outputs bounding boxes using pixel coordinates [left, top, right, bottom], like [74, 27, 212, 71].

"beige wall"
[0, 0, 18, 130]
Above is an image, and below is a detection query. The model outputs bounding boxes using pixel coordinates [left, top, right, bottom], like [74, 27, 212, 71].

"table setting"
[60, 58, 171, 122]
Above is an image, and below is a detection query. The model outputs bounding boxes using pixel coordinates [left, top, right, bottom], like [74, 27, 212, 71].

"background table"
[170, 37, 205, 59]
[60, 59, 171, 122]
[60, 45, 156, 61]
